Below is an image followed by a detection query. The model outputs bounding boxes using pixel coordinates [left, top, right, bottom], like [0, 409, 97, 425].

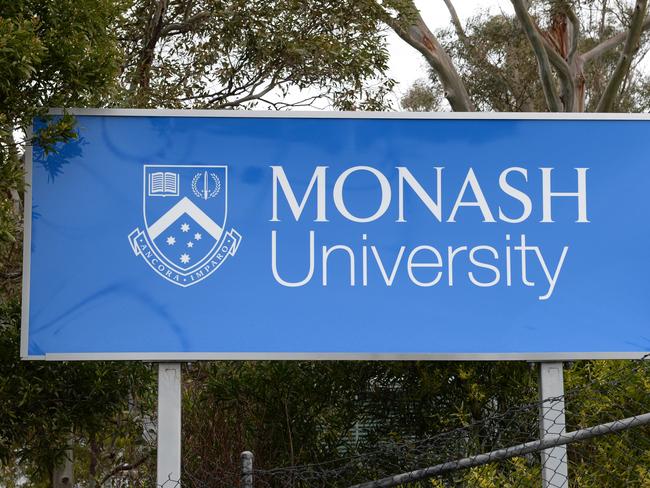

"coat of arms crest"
[128, 165, 241, 286]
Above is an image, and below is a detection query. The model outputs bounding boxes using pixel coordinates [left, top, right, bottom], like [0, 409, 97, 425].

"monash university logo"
[129, 165, 241, 287]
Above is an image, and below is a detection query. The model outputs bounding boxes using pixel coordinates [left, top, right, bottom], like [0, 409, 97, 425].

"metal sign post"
[157, 363, 182, 487]
[539, 362, 568, 487]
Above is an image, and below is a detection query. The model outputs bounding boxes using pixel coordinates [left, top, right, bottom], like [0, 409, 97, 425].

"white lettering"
[333, 166, 391, 223]
[271, 166, 328, 222]
[447, 168, 496, 223]
[397, 167, 443, 222]
[407, 245, 443, 287]
[498, 167, 532, 223]
[271, 230, 315, 286]
[541, 168, 589, 223]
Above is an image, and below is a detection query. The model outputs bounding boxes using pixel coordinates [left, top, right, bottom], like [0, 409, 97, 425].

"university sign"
[21, 110, 650, 360]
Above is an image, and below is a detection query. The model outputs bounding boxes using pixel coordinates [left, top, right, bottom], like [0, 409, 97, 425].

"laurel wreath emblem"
[192, 172, 221, 199]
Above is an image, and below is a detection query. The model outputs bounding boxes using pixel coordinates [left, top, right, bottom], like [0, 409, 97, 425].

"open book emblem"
[148, 171, 179, 196]
[128, 164, 242, 287]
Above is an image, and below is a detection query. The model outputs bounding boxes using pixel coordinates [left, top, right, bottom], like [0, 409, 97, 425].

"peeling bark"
[388, 0, 650, 113]
[511, 0, 562, 111]
[386, 1, 473, 112]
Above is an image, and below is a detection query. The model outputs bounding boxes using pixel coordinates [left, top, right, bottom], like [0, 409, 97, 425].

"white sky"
[387, 0, 512, 99]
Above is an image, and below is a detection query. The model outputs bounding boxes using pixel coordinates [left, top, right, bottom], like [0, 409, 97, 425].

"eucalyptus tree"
[116, 0, 394, 110]
[392, 0, 650, 112]
[5, 0, 650, 486]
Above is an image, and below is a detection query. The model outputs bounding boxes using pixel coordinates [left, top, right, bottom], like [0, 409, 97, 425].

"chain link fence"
[141, 356, 650, 488]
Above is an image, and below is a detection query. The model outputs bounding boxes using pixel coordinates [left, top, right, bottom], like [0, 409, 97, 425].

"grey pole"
[52, 447, 73, 488]
[241, 451, 254, 488]
[539, 362, 568, 487]
[157, 363, 182, 487]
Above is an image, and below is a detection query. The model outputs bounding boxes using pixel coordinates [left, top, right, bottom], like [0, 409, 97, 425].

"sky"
[387, 0, 512, 99]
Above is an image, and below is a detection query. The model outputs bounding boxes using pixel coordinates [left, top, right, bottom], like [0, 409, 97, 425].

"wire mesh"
[146, 356, 650, 488]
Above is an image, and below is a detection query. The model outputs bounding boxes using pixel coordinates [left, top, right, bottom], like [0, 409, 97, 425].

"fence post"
[52, 447, 73, 488]
[241, 451, 254, 488]
[539, 362, 568, 488]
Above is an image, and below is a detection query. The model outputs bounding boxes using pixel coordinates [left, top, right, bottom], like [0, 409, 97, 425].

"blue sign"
[22, 110, 650, 360]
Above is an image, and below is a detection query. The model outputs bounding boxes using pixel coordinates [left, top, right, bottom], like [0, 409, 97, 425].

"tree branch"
[160, 11, 210, 37]
[536, 25, 576, 110]
[130, 0, 169, 93]
[384, 1, 473, 111]
[539, 34, 571, 76]
[567, 6, 580, 65]
[212, 77, 280, 109]
[583, 15, 650, 63]
[597, 0, 649, 111]
[511, 0, 562, 111]
[99, 454, 150, 486]
[442, 0, 466, 42]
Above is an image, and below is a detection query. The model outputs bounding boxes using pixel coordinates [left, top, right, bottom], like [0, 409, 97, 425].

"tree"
[180, 360, 541, 486]
[391, 2, 650, 485]
[0, 1, 159, 486]
[116, 0, 394, 110]
[0, 0, 397, 485]
[4, 1, 650, 486]
[392, 0, 650, 112]
[0, 300, 156, 485]
[178, 2, 650, 486]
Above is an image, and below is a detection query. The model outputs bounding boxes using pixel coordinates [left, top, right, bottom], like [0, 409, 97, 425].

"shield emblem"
[129, 164, 241, 287]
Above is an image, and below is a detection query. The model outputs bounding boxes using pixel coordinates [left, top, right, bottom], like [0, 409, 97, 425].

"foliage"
[394, 5, 650, 480]
[0, 299, 156, 485]
[400, 79, 441, 112]
[179, 360, 650, 487]
[461, 458, 540, 488]
[0, 1, 157, 485]
[0, 0, 122, 133]
[181, 361, 539, 486]
[183, 361, 374, 479]
[0, 0, 123, 292]
[117, 0, 394, 110]
[564, 360, 650, 486]
[0, 0, 397, 484]
[437, 12, 546, 112]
